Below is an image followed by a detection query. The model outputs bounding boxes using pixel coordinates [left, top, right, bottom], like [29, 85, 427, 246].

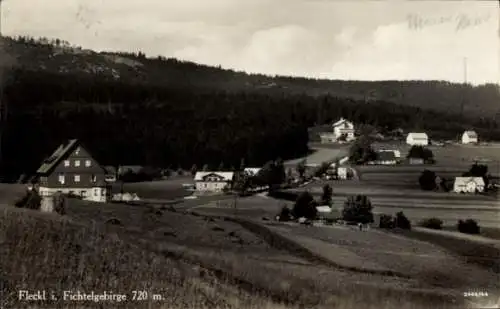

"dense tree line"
[0, 36, 499, 181]
[2, 67, 500, 182]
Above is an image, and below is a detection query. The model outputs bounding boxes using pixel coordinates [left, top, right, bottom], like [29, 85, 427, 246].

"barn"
[461, 130, 478, 144]
[406, 132, 429, 146]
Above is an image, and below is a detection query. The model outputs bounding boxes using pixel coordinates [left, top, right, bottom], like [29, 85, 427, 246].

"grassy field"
[1, 196, 473, 309]
[286, 142, 500, 229]
[372, 142, 500, 174]
[112, 176, 195, 200]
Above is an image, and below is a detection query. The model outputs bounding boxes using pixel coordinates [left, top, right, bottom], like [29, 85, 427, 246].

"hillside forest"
[0, 36, 499, 182]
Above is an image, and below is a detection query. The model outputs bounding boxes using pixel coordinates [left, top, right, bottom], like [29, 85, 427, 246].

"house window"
[91, 174, 97, 182]
[74, 175, 80, 182]
[64, 160, 70, 167]
[94, 188, 99, 196]
[85, 160, 91, 167]
[81, 190, 87, 197]
[75, 160, 80, 167]
[58, 174, 65, 184]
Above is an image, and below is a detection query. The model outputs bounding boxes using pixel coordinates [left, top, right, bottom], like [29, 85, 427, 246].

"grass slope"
[0, 196, 468, 309]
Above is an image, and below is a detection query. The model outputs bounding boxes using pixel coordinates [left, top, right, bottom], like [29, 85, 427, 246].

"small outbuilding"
[461, 130, 478, 144]
[406, 132, 429, 146]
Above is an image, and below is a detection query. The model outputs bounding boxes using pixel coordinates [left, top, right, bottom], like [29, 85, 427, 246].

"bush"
[321, 184, 333, 205]
[457, 219, 480, 235]
[379, 214, 394, 229]
[419, 170, 437, 191]
[15, 189, 41, 210]
[342, 195, 374, 224]
[407, 146, 434, 161]
[348, 136, 377, 164]
[419, 218, 443, 230]
[277, 205, 292, 222]
[292, 191, 317, 220]
[395, 211, 411, 230]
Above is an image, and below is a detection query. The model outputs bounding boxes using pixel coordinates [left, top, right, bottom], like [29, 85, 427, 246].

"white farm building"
[319, 118, 355, 143]
[194, 171, 234, 193]
[461, 131, 478, 144]
[453, 177, 485, 194]
[406, 132, 429, 146]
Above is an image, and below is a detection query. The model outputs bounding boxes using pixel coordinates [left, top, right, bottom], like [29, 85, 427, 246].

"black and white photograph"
[0, 0, 499, 308]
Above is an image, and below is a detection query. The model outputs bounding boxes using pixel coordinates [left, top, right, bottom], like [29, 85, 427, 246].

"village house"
[33, 139, 111, 202]
[194, 171, 235, 193]
[326, 166, 351, 180]
[319, 118, 355, 143]
[453, 177, 485, 194]
[461, 130, 478, 144]
[332, 118, 355, 142]
[406, 132, 429, 146]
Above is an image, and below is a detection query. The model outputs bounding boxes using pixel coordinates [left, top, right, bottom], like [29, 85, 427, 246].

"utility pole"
[0, 0, 3, 178]
[0, 0, 5, 177]
[460, 57, 467, 118]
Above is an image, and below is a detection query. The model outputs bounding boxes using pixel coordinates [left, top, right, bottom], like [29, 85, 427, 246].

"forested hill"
[0, 36, 499, 181]
[2, 36, 500, 119]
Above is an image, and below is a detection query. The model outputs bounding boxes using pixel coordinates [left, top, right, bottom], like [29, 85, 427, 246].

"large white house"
[320, 118, 355, 143]
[332, 118, 355, 142]
[406, 132, 429, 146]
[461, 130, 478, 144]
[453, 177, 485, 193]
[194, 171, 234, 192]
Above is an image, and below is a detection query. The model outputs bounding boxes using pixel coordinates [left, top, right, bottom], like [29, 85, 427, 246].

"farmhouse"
[332, 118, 355, 142]
[319, 118, 355, 143]
[194, 171, 234, 192]
[461, 130, 478, 144]
[453, 177, 485, 193]
[33, 139, 111, 202]
[406, 132, 429, 146]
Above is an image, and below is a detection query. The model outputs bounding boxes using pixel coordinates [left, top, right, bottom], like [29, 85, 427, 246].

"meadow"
[1, 195, 475, 309]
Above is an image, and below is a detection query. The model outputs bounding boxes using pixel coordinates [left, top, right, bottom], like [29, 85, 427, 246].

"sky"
[1, 0, 499, 85]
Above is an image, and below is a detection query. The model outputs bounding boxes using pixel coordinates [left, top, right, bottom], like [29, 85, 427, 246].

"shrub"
[407, 146, 434, 161]
[321, 184, 333, 205]
[342, 195, 374, 224]
[457, 219, 480, 235]
[419, 218, 443, 230]
[293, 191, 317, 220]
[15, 189, 41, 210]
[418, 170, 437, 191]
[348, 136, 377, 164]
[277, 205, 292, 222]
[379, 214, 394, 229]
[395, 211, 411, 230]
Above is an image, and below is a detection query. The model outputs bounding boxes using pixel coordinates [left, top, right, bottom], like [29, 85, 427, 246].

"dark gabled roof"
[36, 139, 79, 175]
[377, 151, 397, 161]
[36, 139, 107, 175]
